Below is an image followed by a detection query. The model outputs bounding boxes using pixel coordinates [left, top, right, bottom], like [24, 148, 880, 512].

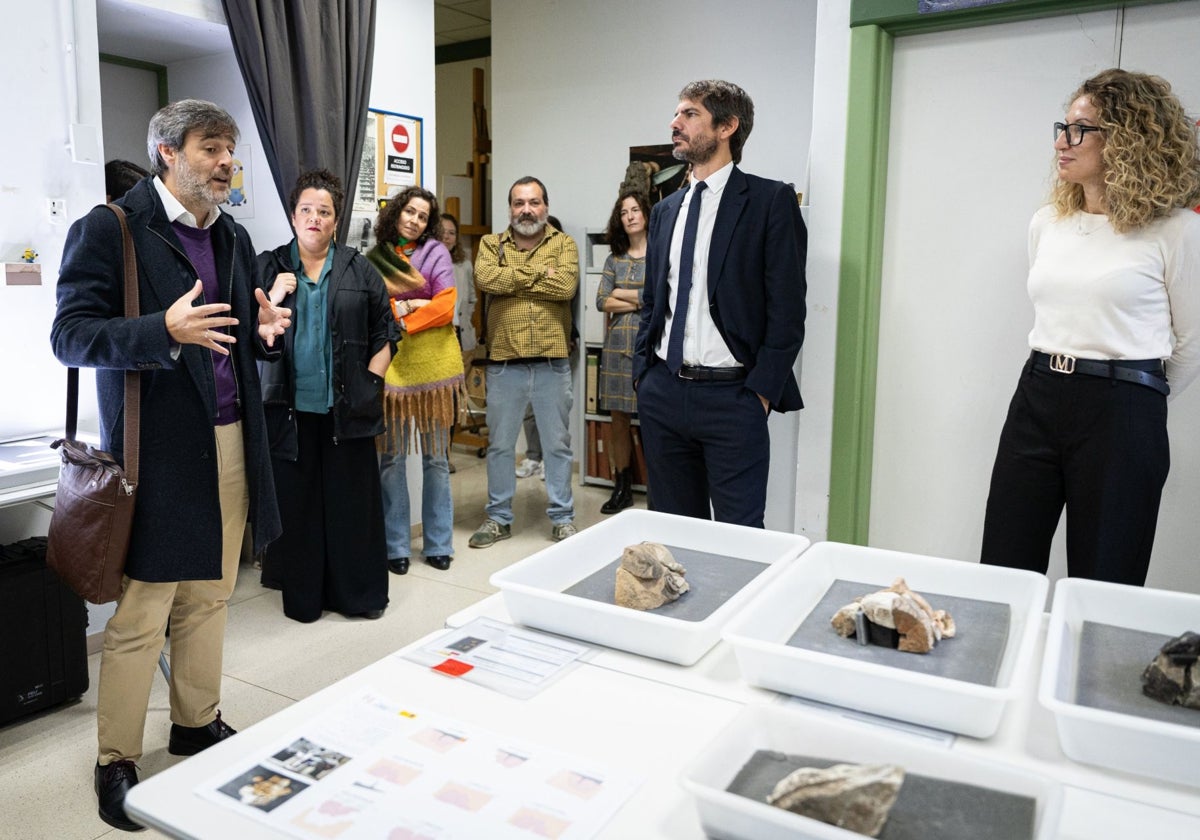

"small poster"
[378, 112, 422, 189]
[222, 144, 254, 220]
[383, 114, 417, 187]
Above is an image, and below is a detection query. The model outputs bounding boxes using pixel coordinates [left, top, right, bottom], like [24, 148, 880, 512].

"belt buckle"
[1049, 353, 1076, 374]
[677, 366, 697, 381]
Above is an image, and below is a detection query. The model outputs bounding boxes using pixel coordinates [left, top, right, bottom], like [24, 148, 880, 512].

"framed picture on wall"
[627, 144, 688, 208]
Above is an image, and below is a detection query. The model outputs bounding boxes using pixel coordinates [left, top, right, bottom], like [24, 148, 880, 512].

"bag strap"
[63, 204, 140, 483]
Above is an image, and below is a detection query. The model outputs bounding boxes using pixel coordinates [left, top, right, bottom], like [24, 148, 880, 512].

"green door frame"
[99, 53, 169, 108]
[828, 0, 1186, 544]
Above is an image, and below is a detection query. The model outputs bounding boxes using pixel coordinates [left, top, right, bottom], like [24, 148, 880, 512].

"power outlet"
[48, 199, 67, 221]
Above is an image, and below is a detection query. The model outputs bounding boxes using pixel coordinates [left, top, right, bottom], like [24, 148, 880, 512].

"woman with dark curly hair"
[368, 186, 464, 575]
[258, 169, 396, 621]
[982, 68, 1200, 585]
[597, 189, 651, 514]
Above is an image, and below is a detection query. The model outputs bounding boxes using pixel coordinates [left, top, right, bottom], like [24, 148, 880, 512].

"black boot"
[601, 469, 634, 514]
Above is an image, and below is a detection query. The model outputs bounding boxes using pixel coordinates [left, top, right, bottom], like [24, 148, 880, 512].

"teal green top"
[290, 241, 336, 413]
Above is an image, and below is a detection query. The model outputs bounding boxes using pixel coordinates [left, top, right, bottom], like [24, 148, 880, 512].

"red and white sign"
[390, 124, 410, 154]
[383, 114, 419, 187]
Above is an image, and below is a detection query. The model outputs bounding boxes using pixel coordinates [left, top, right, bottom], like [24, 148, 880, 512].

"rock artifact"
[1141, 630, 1200, 710]
[830, 577, 955, 654]
[614, 542, 688, 611]
[766, 762, 904, 838]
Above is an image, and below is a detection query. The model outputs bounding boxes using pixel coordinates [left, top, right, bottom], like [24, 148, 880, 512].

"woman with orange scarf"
[368, 186, 464, 574]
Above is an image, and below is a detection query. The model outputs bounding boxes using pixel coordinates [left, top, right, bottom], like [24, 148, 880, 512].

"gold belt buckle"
[1049, 353, 1076, 374]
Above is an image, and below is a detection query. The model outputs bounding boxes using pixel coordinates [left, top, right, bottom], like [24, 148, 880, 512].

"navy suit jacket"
[633, 166, 807, 412]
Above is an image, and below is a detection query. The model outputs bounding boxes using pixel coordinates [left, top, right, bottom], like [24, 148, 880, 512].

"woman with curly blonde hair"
[982, 68, 1200, 586]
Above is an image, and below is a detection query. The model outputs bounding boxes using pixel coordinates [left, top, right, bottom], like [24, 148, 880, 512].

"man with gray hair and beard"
[51, 99, 290, 831]
[470, 176, 579, 548]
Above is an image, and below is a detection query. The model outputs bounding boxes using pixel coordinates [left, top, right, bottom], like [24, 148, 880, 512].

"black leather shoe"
[388, 557, 410, 575]
[168, 710, 237, 756]
[95, 760, 144, 832]
[360, 608, 385, 619]
[424, 555, 452, 571]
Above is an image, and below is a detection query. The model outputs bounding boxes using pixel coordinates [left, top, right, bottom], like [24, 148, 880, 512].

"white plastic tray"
[1039, 577, 1200, 787]
[488, 509, 810, 665]
[721, 542, 1048, 737]
[681, 703, 1062, 840]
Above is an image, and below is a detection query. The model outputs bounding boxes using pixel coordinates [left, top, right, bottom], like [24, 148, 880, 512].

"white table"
[125, 629, 741, 839]
[125, 595, 1200, 839]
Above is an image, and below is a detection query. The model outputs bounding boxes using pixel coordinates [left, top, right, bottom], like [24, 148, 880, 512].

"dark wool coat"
[50, 177, 282, 582]
[257, 241, 397, 460]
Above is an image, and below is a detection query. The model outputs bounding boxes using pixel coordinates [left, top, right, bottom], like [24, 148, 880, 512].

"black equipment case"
[0, 537, 89, 726]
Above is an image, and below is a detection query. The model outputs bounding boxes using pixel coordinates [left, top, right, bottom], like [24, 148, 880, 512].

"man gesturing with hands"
[51, 99, 289, 832]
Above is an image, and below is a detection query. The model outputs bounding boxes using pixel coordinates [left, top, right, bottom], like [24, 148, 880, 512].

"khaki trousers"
[97, 422, 248, 764]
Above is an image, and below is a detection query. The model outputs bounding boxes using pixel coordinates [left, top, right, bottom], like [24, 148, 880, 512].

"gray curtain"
[220, 0, 376, 242]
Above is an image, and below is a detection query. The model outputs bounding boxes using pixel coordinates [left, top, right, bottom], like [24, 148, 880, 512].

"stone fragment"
[614, 542, 689, 611]
[1141, 631, 1200, 710]
[831, 602, 861, 637]
[828, 577, 953, 654]
[767, 762, 904, 838]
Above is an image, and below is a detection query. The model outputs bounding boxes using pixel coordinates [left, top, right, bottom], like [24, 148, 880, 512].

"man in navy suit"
[633, 79, 807, 527]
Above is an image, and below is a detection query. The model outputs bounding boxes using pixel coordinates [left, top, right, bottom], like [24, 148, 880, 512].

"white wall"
[0, 3, 104, 443]
[375, 0, 438, 194]
[796, 1, 852, 541]
[868, 2, 1200, 595]
[491, 0, 819, 531]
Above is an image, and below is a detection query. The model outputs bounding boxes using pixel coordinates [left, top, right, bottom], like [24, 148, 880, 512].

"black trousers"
[981, 359, 1169, 585]
[637, 362, 771, 527]
[263, 411, 388, 622]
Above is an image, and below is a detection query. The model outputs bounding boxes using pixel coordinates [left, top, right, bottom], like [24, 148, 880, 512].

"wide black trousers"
[263, 411, 388, 621]
[980, 358, 1169, 585]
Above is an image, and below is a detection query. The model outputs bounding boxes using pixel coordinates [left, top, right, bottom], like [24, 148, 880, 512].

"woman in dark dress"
[258, 169, 397, 621]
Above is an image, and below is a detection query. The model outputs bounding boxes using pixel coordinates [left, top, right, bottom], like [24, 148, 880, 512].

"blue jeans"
[379, 451, 454, 558]
[485, 359, 574, 525]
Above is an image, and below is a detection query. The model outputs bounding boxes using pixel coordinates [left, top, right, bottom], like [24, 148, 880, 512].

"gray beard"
[511, 217, 546, 237]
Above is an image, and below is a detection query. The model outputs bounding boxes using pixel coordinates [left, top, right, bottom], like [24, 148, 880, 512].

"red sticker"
[433, 658, 473, 677]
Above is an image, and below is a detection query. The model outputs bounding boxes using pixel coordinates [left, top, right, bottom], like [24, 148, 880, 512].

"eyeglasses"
[1054, 122, 1104, 146]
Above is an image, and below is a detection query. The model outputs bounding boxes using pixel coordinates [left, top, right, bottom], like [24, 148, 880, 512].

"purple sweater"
[395, 238, 455, 301]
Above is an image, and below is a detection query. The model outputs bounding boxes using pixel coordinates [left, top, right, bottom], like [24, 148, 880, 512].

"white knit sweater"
[1026, 204, 1200, 397]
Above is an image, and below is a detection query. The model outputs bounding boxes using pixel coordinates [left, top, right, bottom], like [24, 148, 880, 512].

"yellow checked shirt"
[475, 225, 579, 361]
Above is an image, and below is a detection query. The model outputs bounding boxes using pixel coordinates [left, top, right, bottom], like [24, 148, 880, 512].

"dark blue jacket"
[50, 177, 282, 581]
[634, 166, 807, 412]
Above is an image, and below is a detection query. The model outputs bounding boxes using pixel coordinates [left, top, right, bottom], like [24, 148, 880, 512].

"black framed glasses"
[1054, 122, 1103, 146]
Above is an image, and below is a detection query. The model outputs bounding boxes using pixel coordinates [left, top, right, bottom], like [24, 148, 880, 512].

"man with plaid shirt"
[470, 176, 579, 547]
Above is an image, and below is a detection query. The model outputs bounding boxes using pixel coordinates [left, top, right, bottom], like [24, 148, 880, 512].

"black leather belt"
[1030, 351, 1169, 396]
[496, 357, 552, 365]
[677, 365, 746, 382]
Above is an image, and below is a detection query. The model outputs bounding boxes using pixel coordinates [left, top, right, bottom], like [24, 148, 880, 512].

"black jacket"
[257, 241, 397, 458]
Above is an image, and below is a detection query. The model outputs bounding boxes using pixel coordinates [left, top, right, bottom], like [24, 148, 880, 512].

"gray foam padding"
[1074, 621, 1200, 729]
[560, 545, 765, 623]
[728, 750, 1036, 840]
[785, 579, 1011, 687]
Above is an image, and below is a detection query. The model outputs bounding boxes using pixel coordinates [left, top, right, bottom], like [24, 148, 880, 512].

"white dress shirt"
[655, 160, 741, 368]
[152, 176, 223, 230]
